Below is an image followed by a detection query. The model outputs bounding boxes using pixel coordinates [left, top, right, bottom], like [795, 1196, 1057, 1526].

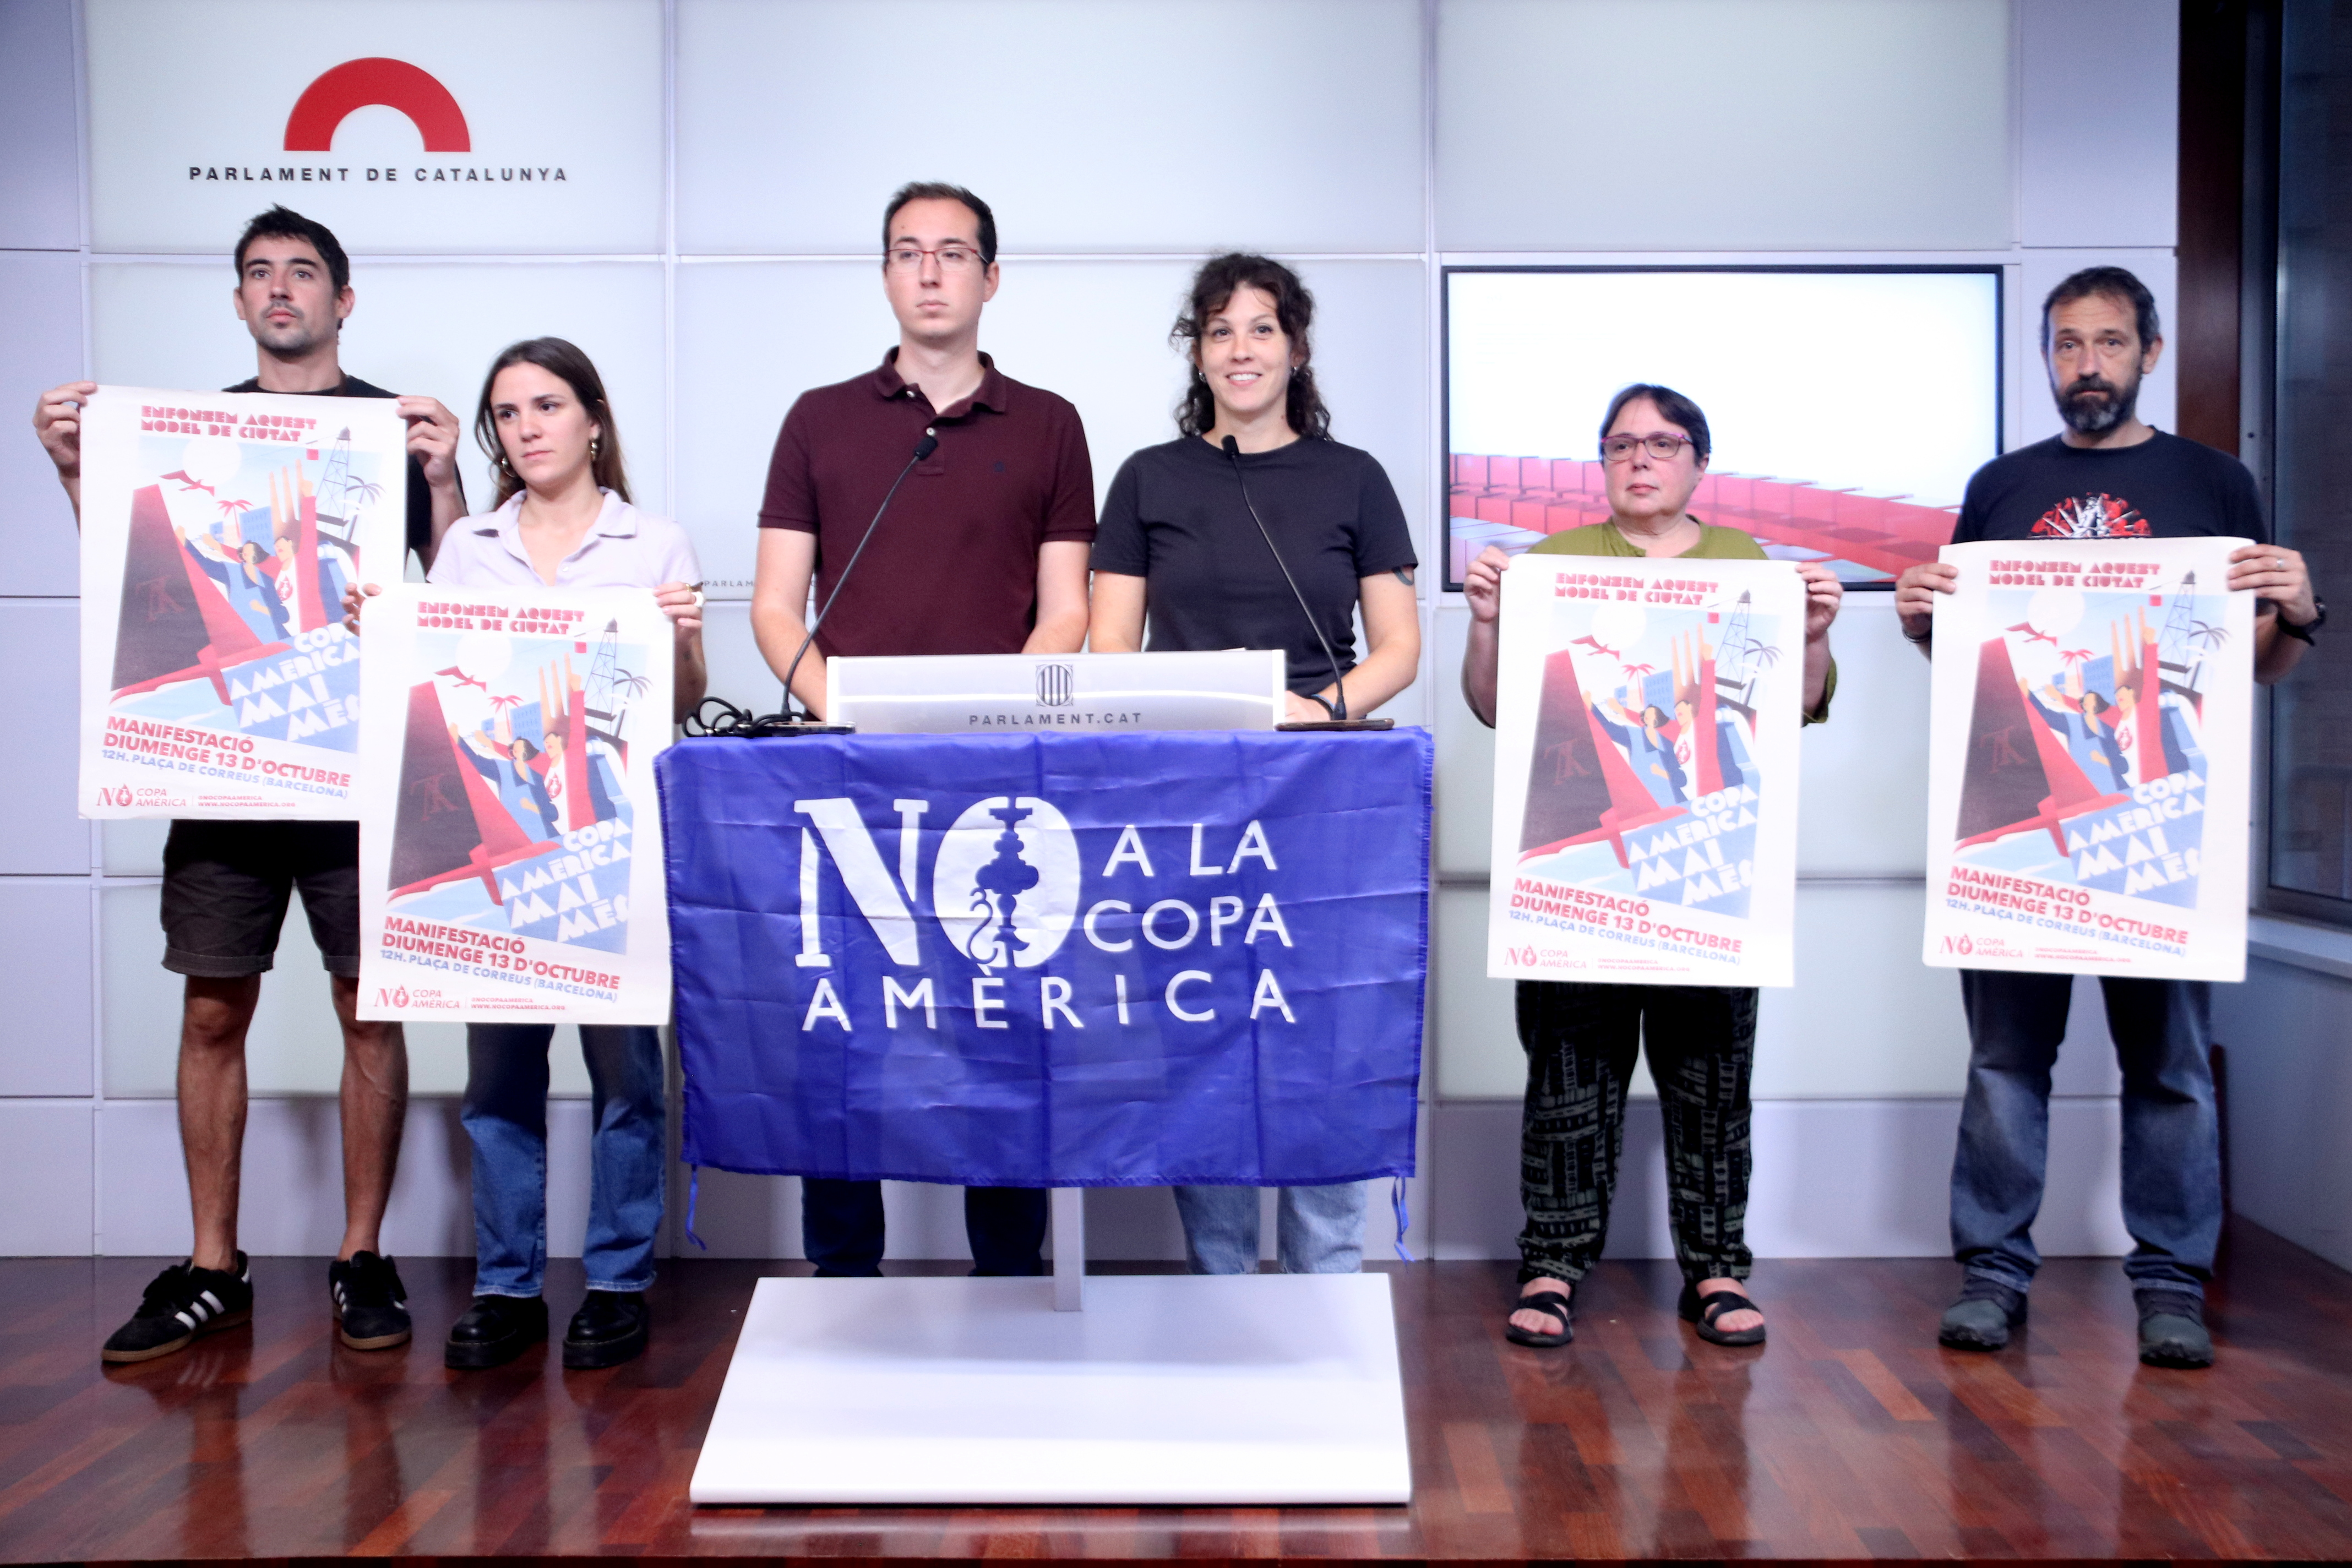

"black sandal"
[1504, 1282, 1575, 1348]
[1679, 1282, 1766, 1347]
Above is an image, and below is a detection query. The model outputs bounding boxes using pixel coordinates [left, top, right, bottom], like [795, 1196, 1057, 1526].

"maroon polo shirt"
[757, 349, 1097, 657]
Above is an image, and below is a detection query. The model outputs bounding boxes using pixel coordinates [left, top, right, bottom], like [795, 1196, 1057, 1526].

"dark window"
[2267, 0, 2352, 920]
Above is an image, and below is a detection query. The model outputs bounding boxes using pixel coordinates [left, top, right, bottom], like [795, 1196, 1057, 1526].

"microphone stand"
[759, 429, 941, 736]
[1222, 435, 1393, 732]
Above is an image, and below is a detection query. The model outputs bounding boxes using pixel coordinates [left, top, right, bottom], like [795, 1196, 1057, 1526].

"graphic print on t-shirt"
[2030, 492, 2150, 540]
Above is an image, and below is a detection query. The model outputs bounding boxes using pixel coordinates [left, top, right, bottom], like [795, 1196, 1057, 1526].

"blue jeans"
[461, 1024, 666, 1297]
[799, 1179, 1047, 1277]
[1172, 1184, 1367, 1275]
[1951, 971, 2219, 1298]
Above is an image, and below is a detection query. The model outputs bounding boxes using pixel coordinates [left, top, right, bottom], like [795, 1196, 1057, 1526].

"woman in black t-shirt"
[1088, 253, 1420, 1275]
[1090, 253, 1420, 721]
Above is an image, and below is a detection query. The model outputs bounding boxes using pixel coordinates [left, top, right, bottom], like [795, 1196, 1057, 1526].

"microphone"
[780, 430, 940, 718]
[1222, 435, 1387, 730]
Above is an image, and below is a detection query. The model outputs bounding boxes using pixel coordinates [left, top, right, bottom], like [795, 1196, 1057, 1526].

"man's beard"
[2056, 368, 2141, 434]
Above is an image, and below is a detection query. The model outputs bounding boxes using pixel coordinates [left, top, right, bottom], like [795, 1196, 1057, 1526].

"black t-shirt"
[223, 372, 434, 563]
[1092, 434, 1417, 693]
[1954, 430, 2269, 548]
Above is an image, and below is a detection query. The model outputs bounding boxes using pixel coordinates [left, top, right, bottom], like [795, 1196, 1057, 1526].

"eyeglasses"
[884, 244, 983, 273]
[1602, 434, 1699, 462]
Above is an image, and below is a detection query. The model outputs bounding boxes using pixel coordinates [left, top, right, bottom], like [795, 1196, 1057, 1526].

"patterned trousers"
[1515, 980, 1758, 1286]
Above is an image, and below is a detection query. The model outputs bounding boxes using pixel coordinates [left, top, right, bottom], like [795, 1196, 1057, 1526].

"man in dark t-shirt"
[32, 205, 466, 1365]
[749, 182, 1094, 1278]
[1896, 266, 2321, 1370]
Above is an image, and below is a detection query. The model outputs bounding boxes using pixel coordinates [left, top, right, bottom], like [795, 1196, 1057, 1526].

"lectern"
[678, 652, 1420, 1506]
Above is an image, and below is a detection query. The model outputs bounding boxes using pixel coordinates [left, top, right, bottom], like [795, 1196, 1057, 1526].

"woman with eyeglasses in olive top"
[1090, 252, 1420, 1273]
[1460, 383, 1842, 1352]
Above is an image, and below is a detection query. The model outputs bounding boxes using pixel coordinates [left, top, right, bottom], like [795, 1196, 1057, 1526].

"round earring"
[590, 436, 601, 459]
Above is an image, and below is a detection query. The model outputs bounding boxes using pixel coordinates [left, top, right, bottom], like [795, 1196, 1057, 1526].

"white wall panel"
[2217, 958, 2352, 1271]
[0, 1103, 92, 1254]
[1436, 0, 2013, 252]
[85, 0, 662, 254]
[672, 262, 888, 597]
[1434, 884, 1515, 1100]
[2015, 250, 2178, 448]
[96, 1095, 585, 1259]
[1795, 600, 1932, 878]
[100, 884, 590, 1097]
[1431, 1096, 2131, 1261]
[675, 258, 1427, 601]
[676, 0, 1424, 255]
[1754, 885, 1971, 1096]
[696, 599, 775, 714]
[0, 253, 86, 597]
[1431, 605, 1493, 879]
[0, 0, 80, 250]
[0, 881, 94, 1096]
[2019, 0, 2179, 249]
[102, 820, 170, 876]
[90, 261, 668, 521]
[0, 601, 88, 872]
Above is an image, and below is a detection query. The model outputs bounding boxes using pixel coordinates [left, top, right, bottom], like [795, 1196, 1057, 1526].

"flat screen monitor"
[1443, 267, 2003, 589]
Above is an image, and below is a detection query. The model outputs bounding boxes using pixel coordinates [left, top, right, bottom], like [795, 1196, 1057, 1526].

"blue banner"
[660, 731, 1431, 1188]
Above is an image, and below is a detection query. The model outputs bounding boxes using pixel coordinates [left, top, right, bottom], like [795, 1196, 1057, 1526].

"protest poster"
[355, 583, 674, 1022]
[1923, 537, 2253, 982]
[1487, 554, 1807, 987]
[77, 386, 406, 818]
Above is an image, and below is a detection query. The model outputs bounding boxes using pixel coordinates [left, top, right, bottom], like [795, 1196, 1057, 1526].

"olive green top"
[1524, 520, 1835, 722]
[1527, 520, 1771, 561]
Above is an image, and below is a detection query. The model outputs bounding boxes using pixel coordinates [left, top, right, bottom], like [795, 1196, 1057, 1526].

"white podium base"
[689, 1273, 1412, 1506]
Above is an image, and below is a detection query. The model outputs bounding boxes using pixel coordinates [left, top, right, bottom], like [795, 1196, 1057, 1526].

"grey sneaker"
[1938, 1275, 2027, 1351]
[2136, 1290, 2213, 1369]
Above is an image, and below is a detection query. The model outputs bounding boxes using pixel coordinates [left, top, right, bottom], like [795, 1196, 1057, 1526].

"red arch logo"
[283, 58, 470, 153]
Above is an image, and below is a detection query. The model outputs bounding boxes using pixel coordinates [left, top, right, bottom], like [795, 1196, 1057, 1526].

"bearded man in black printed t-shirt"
[32, 205, 469, 1365]
[1896, 266, 2321, 1369]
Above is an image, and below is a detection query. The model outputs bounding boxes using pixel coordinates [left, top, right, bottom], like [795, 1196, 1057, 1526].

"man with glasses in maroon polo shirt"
[749, 181, 1094, 1277]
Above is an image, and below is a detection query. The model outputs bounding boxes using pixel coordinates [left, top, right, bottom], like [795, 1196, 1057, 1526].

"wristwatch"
[2280, 598, 2326, 644]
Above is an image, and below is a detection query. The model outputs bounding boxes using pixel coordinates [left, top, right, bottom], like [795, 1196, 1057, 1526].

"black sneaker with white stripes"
[328, 1251, 412, 1351]
[101, 1254, 253, 1364]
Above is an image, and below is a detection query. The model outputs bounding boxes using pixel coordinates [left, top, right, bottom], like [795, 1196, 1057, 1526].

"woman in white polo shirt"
[358, 336, 704, 1373]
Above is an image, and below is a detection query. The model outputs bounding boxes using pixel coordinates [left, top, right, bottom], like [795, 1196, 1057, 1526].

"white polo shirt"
[427, 488, 701, 591]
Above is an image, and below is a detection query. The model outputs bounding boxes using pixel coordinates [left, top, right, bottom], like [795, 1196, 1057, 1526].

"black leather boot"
[563, 1290, 649, 1370]
[444, 1294, 548, 1370]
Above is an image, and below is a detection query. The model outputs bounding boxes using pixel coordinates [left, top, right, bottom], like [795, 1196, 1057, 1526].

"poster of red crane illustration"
[1488, 555, 1806, 988]
[354, 583, 673, 1024]
[1923, 538, 2253, 981]
[76, 386, 402, 818]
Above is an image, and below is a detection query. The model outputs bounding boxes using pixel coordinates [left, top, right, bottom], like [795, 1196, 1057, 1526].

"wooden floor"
[4, 1227, 2352, 1562]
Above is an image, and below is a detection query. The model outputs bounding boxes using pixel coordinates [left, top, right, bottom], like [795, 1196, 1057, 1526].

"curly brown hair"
[1172, 253, 1331, 440]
